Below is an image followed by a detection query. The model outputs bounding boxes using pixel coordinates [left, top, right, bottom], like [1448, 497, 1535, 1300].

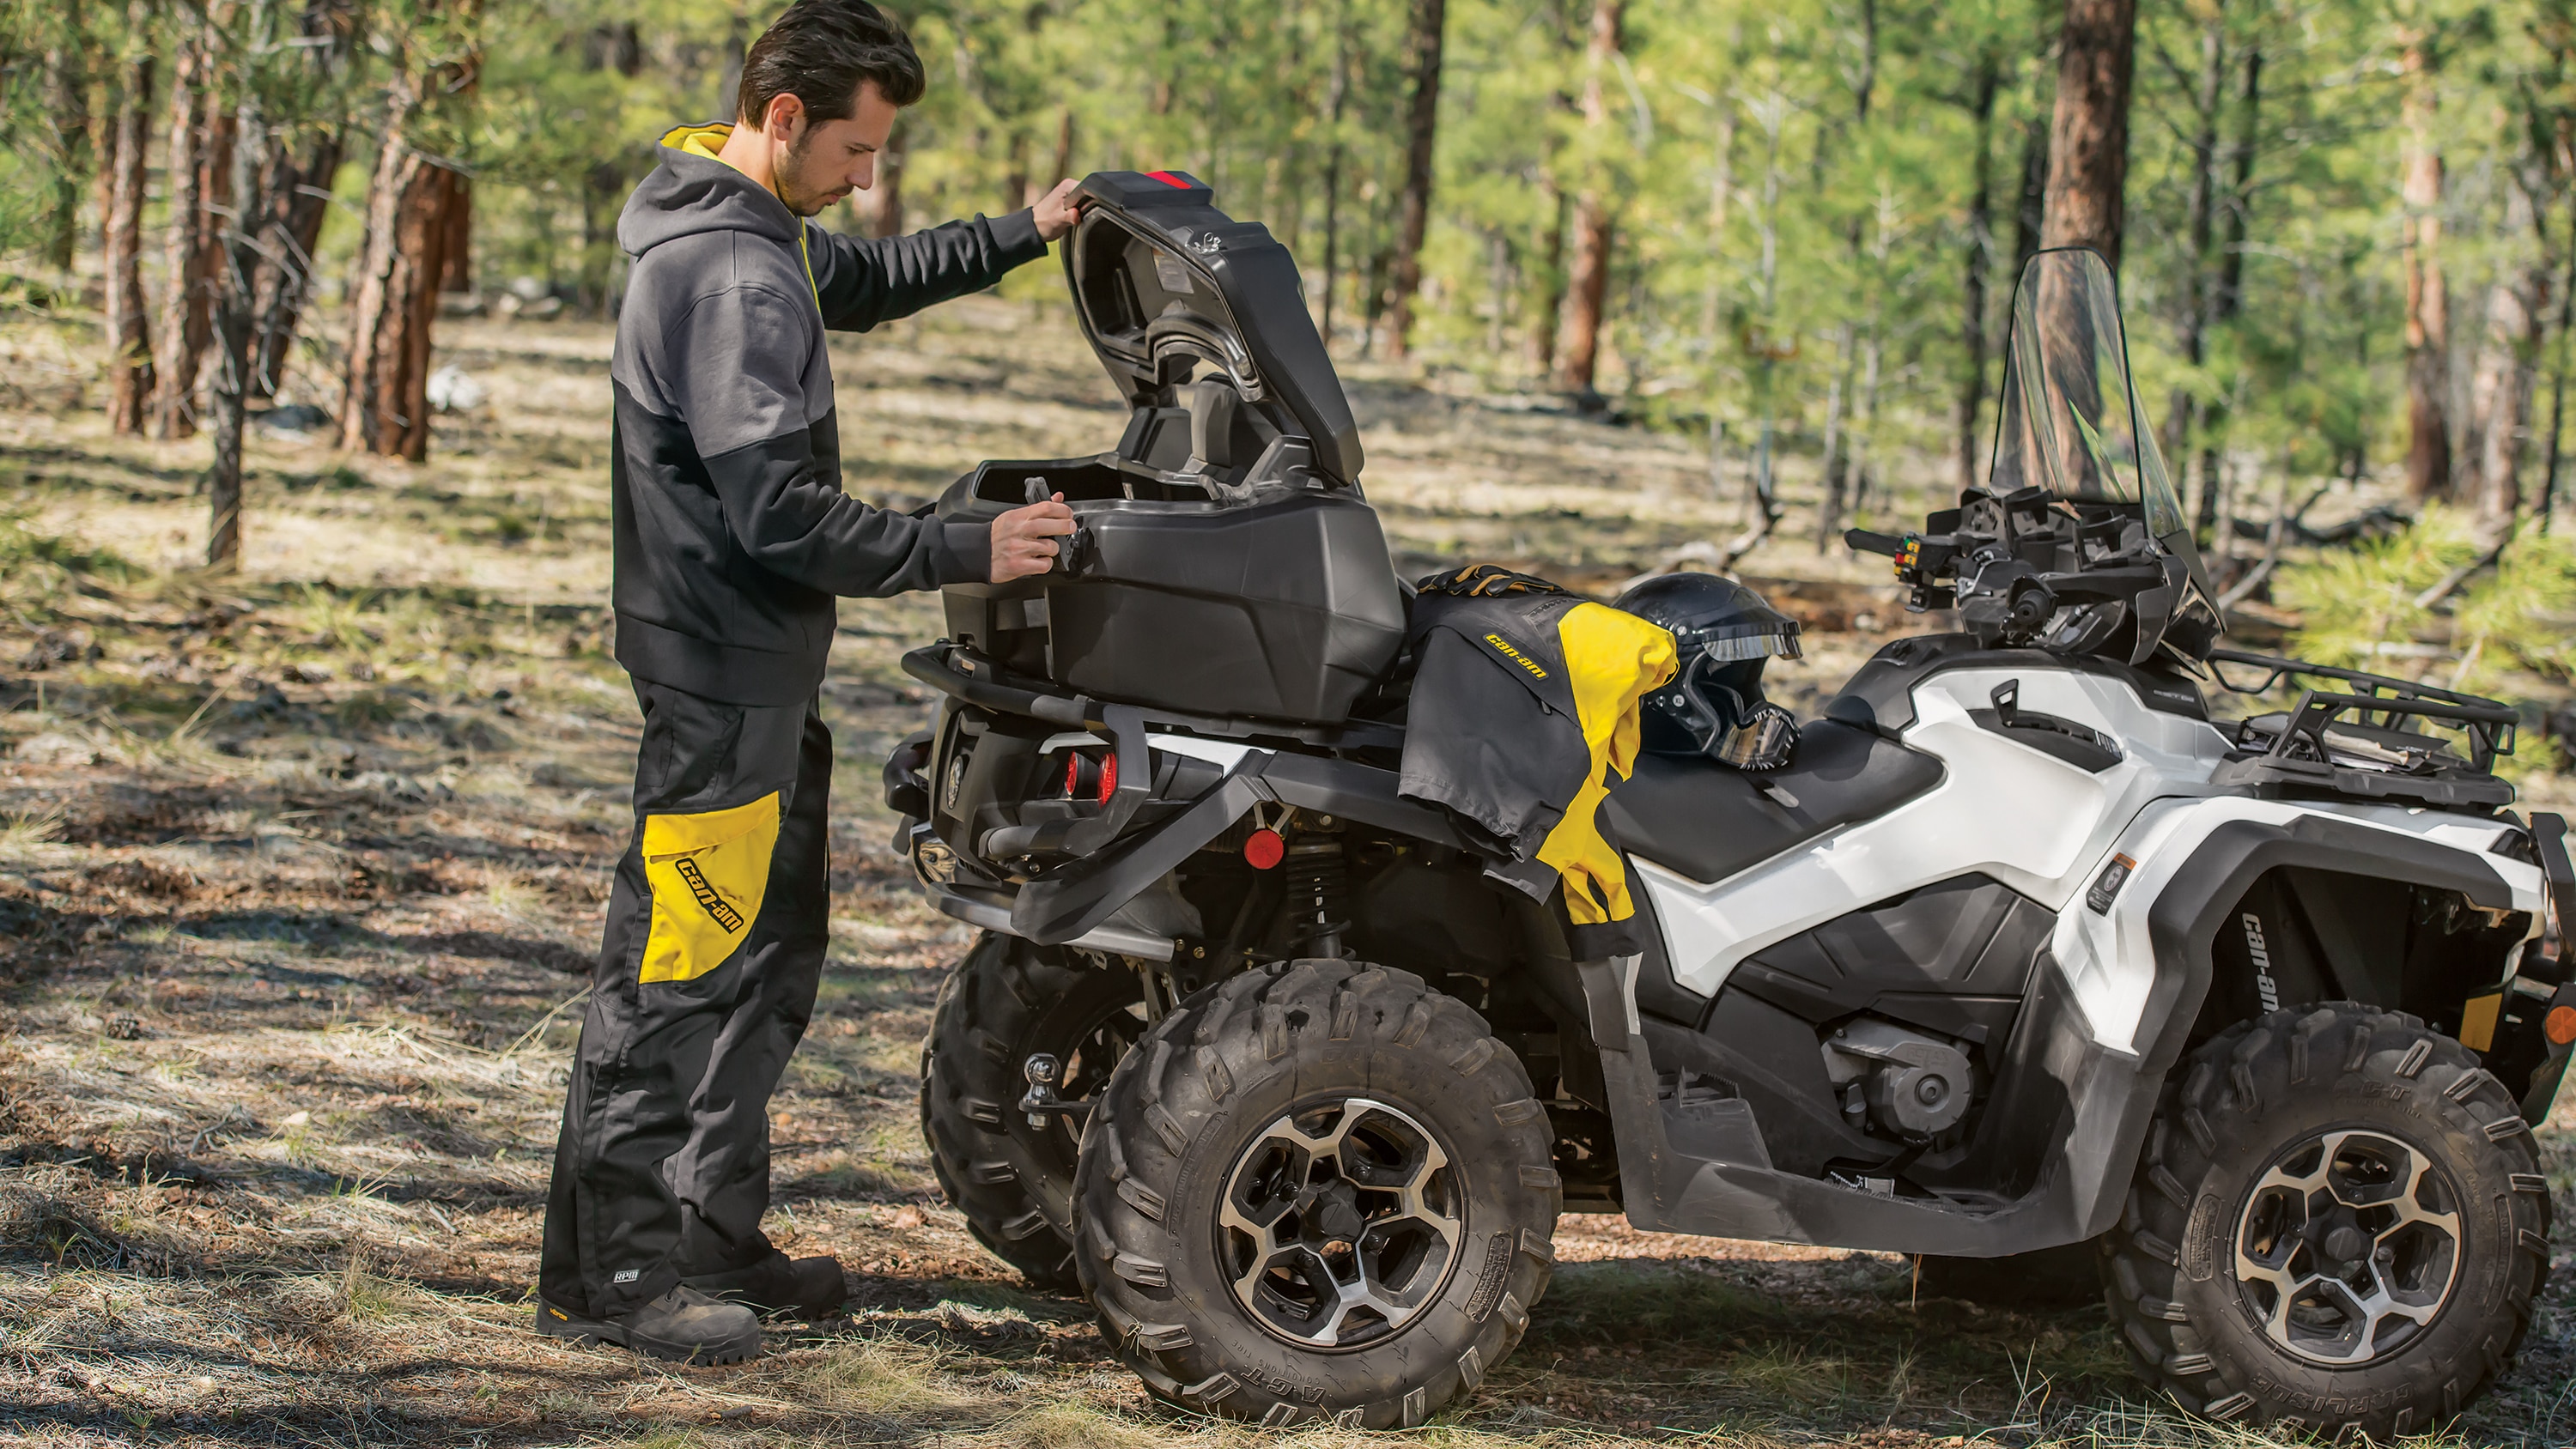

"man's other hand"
[1032, 179, 1081, 243]
[991, 494, 1076, 582]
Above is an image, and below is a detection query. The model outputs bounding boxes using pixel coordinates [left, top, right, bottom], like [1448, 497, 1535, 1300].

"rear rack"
[2202, 646, 2517, 809]
[899, 642, 1404, 753]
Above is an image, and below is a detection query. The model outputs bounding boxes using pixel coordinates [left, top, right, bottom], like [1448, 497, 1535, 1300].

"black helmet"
[1613, 573, 1802, 769]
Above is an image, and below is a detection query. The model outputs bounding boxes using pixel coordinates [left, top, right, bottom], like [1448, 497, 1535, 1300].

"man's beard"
[774, 133, 835, 217]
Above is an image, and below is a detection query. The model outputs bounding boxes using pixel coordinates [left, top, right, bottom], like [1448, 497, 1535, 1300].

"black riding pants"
[538, 679, 830, 1318]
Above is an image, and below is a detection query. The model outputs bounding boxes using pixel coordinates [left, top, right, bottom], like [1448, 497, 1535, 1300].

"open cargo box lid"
[1063, 170, 1364, 487]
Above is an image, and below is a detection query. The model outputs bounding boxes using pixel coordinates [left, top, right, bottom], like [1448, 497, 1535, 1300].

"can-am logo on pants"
[675, 857, 746, 934]
[2240, 912, 2280, 1012]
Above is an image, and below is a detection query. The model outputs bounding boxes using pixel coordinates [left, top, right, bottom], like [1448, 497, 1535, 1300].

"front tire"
[920, 932, 1148, 1289]
[2104, 1003, 2551, 1438]
[1074, 959, 1559, 1427]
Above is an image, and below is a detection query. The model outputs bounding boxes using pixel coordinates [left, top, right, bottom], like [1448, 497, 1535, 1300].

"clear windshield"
[1990, 248, 2190, 540]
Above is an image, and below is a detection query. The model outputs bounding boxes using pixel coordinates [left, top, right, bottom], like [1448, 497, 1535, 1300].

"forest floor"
[1, 293, 2573, 1449]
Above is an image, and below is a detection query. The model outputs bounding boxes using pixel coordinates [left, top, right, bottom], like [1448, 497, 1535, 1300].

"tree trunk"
[41, 30, 95, 272]
[2038, 0, 2136, 269]
[2470, 183, 2550, 545]
[2541, 184, 2576, 532]
[2011, 112, 2048, 279]
[103, 35, 157, 437]
[248, 128, 344, 402]
[1384, 0, 1446, 361]
[1004, 130, 1030, 216]
[1555, 0, 1625, 397]
[1701, 95, 1736, 342]
[1747, 95, 1787, 546]
[1047, 105, 1077, 196]
[341, 77, 462, 460]
[438, 178, 473, 292]
[209, 1, 279, 573]
[341, 12, 479, 462]
[1557, 199, 1613, 398]
[1851, 320, 1885, 517]
[2398, 24, 2451, 501]
[1527, 170, 1566, 377]
[1361, 229, 1394, 360]
[1317, 7, 1349, 343]
[2196, 41, 2263, 535]
[1815, 324, 1855, 549]
[715, 4, 748, 119]
[854, 120, 904, 239]
[247, 0, 358, 402]
[152, 15, 216, 440]
[343, 157, 462, 461]
[2175, 14, 2225, 536]
[1958, 51, 2001, 491]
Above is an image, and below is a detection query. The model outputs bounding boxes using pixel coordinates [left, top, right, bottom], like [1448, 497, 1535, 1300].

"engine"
[1820, 1017, 1978, 1144]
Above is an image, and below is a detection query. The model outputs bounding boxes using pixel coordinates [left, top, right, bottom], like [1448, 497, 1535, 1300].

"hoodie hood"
[618, 124, 804, 259]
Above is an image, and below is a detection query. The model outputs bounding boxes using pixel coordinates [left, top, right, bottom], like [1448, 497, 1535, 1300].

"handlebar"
[1844, 528, 1905, 557]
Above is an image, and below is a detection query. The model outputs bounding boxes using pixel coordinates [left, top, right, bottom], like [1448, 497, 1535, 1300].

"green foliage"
[2275, 509, 2478, 670]
[2279, 506, 2576, 692]
[0, 509, 140, 621]
[6, 0, 2576, 563]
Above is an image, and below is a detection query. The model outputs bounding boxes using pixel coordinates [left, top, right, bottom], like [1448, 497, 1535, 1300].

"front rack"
[2203, 646, 2518, 810]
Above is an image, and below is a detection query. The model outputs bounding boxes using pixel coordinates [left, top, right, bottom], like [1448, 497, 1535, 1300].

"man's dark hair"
[735, 0, 926, 130]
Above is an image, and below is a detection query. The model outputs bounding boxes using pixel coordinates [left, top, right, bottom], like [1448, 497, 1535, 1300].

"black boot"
[536, 1285, 762, 1365]
[683, 1252, 847, 1319]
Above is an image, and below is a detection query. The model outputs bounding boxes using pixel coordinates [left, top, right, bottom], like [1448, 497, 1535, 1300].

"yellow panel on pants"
[1536, 602, 1677, 934]
[639, 791, 781, 984]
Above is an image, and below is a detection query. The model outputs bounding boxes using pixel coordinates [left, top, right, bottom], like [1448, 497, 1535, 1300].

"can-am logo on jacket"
[1483, 633, 1549, 680]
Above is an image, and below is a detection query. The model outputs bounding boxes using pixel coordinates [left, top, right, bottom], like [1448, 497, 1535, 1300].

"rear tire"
[2103, 1003, 2551, 1439]
[1074, 959, 1559, 1427]
[920, 932, 1148, 1290]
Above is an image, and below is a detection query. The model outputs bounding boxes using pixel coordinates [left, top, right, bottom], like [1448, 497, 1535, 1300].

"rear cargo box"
[932, 172, 1404, 724]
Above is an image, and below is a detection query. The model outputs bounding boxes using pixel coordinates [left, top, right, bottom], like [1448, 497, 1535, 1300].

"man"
[533, 0, 1077, 1364]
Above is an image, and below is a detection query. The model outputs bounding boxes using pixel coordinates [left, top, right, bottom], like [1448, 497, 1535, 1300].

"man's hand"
[990, 494, 1076, 582]
[1032, 179, 1082, 243]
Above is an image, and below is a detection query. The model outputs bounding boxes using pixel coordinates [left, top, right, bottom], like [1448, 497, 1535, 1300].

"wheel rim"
[1218, 1097, 1465, 1350]
[2231, 1127, 2464, 1367]
[1048, 997, 1147, 1152]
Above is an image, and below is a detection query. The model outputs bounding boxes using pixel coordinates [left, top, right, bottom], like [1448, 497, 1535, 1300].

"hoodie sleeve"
[665, 282, 991, 597]
[806, 209, 1050, 333]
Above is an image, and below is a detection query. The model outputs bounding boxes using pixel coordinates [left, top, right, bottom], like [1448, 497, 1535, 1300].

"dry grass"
[2, 294, 2572, 1448]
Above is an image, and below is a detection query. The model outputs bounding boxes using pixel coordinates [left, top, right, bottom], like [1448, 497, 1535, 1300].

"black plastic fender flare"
[2136, 813, 2516, 1076]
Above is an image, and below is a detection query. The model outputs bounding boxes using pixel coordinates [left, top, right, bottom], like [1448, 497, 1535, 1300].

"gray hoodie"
[607, 123, 1048, 706]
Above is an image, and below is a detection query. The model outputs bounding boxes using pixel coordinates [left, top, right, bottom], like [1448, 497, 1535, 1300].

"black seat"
[1605, 720, 1946, 886]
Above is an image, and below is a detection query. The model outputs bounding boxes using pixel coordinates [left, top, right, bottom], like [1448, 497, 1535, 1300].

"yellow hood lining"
[658, 123, 820, 312]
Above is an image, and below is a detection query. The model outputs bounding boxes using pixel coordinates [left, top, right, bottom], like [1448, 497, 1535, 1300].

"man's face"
[772, 81, 899, 217]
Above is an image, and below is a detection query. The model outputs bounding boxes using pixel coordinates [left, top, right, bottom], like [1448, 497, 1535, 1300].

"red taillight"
[1244, 828, 1285, 870]
[1063, 751, 1117, 804]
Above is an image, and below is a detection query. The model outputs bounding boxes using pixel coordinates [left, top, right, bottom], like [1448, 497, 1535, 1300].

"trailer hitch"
[1018, 1054, 1094, 1129]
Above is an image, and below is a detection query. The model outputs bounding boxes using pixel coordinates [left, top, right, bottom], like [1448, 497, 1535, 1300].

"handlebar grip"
[1844, 528, 1904, 557]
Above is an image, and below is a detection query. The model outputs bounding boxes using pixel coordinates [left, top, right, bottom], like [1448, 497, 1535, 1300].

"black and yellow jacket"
[1397, 573, 1677, 959]
[609, 124, 1053, 706]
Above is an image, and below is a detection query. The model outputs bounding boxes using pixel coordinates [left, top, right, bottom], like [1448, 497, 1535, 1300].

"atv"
[886, 171, 2576, 1437]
